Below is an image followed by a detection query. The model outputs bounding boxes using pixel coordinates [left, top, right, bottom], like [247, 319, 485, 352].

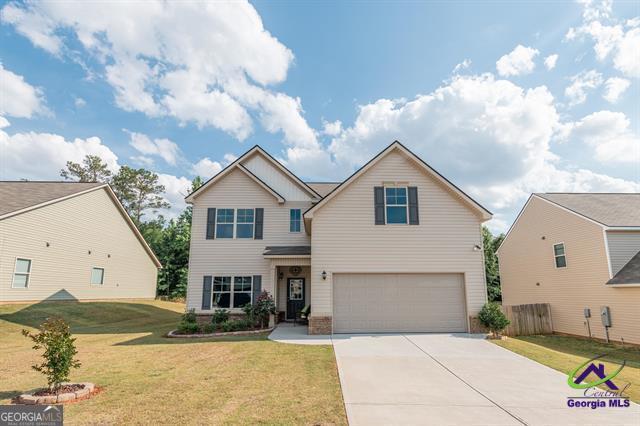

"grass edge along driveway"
[493, 334, 640, 403]
[0, 299, 347, 425]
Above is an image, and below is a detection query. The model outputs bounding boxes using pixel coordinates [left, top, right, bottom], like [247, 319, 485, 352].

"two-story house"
[185, 141, 492, 334]
[498, 193, 640, 344]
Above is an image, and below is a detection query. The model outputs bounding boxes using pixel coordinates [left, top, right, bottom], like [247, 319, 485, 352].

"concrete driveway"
[332, 333, 639, 426]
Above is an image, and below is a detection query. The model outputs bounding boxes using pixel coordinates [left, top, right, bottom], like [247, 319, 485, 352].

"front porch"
[264, 246, 312, 329]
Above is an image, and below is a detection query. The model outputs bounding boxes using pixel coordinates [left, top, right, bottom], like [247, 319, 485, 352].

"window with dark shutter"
[202, 276, 212, 310]
[374, 186, 385, 225]
[206, 208, 216, 239]
[408, 186, 419, 225]
[254, 208, 264, 239]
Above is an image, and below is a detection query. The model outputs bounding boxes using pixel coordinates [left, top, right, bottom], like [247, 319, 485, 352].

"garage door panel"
[333, 273, 467, 333]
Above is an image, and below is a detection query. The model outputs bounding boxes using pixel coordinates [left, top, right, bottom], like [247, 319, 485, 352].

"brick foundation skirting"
[468, 316, 489, 334]
[309, 316, 332, 335]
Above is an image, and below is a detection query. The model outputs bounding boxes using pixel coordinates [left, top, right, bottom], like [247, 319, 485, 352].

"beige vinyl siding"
[0, 188, 157, 302]
[606, 231, 640, 275]
[242, 153, 313, 201]
[499, 196, 640, 344]
[310, 150, 486, 319]
[187, 168, 312, 313]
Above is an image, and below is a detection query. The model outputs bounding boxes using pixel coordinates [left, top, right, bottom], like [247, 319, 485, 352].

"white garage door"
[333, 273, 467, 333]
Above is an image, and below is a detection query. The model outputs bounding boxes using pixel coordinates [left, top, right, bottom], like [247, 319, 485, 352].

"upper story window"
[554, 243, 567, 268]
[216, 209, 235, 238]
[236, 209, 254, 238]
[12, 258, 31, 288]
[290, 209, 301, 232]
[385, 187, 408, 224]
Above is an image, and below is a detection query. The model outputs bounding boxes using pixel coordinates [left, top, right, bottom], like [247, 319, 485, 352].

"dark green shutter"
[202, 276, 212, 310]
[374, 186, 385, 225]
[252, 275, 262, 302]
[254, 208, 264, 239]
[408, 186, 419, 225]
[206, 208, 216, 239]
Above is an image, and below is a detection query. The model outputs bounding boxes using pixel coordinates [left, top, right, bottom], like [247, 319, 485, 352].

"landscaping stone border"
[166, 327, 273, 338]
[18, 383, 97, 404]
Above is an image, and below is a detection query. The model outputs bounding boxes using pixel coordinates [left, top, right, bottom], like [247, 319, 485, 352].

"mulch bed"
[167, 327, 273, 338]
[33, 384, 85, 396]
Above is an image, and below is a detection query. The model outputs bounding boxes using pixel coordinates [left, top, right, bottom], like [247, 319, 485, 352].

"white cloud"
[496, 45, 539, 76]
[0, 129, 119, 180]
[567, 2, 640, 78]
[322, 119, 342, 136]
[564, 70, 603, 106]
[453, 59, 472, 73]
[74, 97, 86, 108]
[0, 1, 319, 148]
[0, 64, 47, 118]
[192, 158, 223, 179]
[0, 116, 10, 128]
[157, 173, 192, 214]
[602, 77, 630, 103]
[544, 54, 558, 70]
[223, 153, 238, 163]
[570, 110, 640, 164]
[127, 131, 182, 166]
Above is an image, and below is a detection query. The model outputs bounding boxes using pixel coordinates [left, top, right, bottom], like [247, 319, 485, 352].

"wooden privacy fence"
[500, 303, 553, 336]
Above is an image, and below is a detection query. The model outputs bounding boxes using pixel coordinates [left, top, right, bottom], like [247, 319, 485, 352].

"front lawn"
[0, 300, 346, 425]
[493, 335, 640, 403]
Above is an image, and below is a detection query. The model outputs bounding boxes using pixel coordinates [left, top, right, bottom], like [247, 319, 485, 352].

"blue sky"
[0, 0, 638, 231]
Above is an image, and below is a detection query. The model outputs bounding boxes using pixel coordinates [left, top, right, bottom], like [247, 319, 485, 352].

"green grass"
[0, 300, 347, 425]
[493, 335, 640, 402]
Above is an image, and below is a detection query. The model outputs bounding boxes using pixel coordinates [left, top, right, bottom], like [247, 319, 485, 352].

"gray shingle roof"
[607, 250, 640, 285]
[535, 193, 640, 227]
[263, 246, 311, 256]
[0, 181, 105, 217]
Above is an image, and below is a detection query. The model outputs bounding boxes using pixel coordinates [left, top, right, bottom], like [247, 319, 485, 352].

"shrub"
[253, 291, 277, 328]
[182, 308, 197, 324]
[220, 318, 254, 333]
[478, 302, 510, 338]
[177, 321, 199, 334]
[201, 323, 216, 334]
[211, 309, 230, 326]
[22, 318, 81, 392]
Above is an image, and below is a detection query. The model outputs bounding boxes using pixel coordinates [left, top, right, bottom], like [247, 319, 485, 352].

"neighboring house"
[185, 141, 492, 334]
[0, 182, 161, 302]
[498, 193, 640, 344]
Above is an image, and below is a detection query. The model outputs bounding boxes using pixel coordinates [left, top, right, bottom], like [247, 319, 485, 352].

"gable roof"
[607, 250, 640, 286]
[185, 145, 320, 203]
[0, 181, 105, 217]
[305, 182, 340, 197]
[303, 141, 492, 221]
[534, 193, 640, 227]
[0, 181, 161, 268]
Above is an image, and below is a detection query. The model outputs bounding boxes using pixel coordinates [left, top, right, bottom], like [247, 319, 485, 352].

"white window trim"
[289, 209, 302, 233]
[12, 257, 32, 289]
[211, 275, 253, 310]
[216, 208, 235, 239]
[235, 208, 255, 239]
[384, 184, 409, 225]
[90, 266, 105, 286]
[553, 242, 567, 269]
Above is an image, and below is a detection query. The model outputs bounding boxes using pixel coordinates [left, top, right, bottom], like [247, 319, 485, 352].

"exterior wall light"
[321, 271, 327, 280]
[473, 244, 482, 251]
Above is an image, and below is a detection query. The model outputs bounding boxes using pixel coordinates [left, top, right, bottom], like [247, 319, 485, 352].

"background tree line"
[60, 155, 201, 299]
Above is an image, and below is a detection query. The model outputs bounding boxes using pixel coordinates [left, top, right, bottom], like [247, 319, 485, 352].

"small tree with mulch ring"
[22, 318, 81, 393]
[478, 302, 510, 338]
